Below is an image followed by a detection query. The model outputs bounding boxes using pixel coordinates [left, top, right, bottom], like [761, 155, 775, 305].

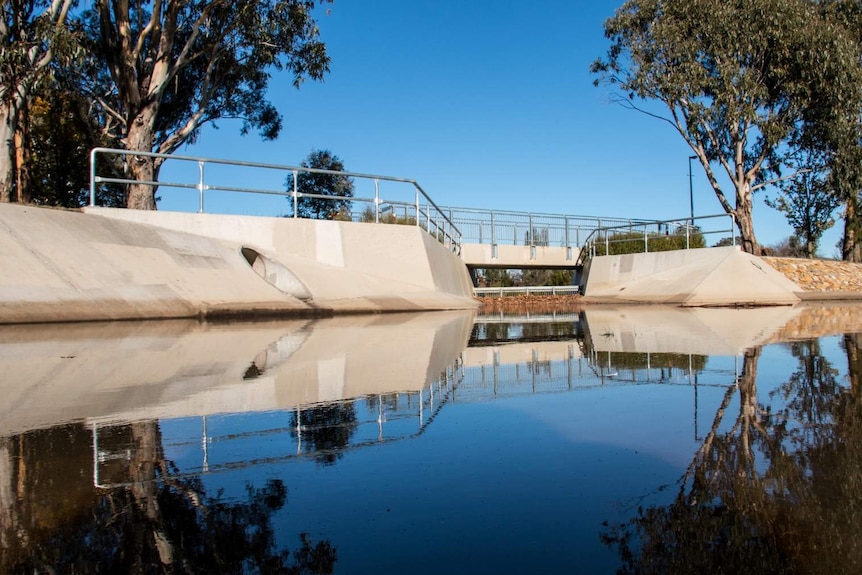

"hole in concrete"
[240, 247, 311, 301]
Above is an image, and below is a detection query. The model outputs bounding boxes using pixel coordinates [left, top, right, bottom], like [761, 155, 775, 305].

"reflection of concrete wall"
[582, 305, 803, 356]
[0, 311, 474, 436]
[461, 341, 584, 368]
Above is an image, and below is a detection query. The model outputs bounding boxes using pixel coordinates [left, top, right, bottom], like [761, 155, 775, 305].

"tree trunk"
[129, 420, 176, 566]
[842, 196, 862, 263]
[734, 198, 760, 255]
[13, 106, 30, 205]
[125, 105, 159, 210]
[845, 333, 862, 396]
[0, 105, 15, 203]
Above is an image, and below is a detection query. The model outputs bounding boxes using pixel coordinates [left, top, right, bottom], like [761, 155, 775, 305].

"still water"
[2, 303, 862, 574]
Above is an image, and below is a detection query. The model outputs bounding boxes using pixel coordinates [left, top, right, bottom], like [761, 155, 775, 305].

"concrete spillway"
[0, 204, 478, 324]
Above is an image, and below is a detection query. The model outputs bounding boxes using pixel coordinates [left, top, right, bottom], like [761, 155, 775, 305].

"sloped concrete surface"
[582, 246, 803, 306]
[0, 204, 477, 323]
[84, 207, 478, 313]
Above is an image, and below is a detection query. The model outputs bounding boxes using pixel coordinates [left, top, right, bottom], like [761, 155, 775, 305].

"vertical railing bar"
[292, 169, 298, 218]
[374, 179, 380, 223]
[197, 160, 205, 213]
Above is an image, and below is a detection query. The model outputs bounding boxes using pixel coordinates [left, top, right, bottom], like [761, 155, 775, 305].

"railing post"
[292, 169, 298, 218]
[374, 178, 380, 223]
[89, 148, 98, 206]
[491, 211, 497, 259]
[730, 214, 736, 246]
[197, 160, 205, 213]
[565, 216, 571, 260]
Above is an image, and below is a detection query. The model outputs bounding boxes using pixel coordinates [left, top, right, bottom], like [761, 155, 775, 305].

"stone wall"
[762, 257, 862, 293]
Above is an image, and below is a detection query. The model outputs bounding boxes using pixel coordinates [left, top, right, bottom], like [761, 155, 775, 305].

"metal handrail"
[441, 205, 653, 249]
[89, 147, 462, 253]
[575, 213, 737, 268]
[473, 285, 581, 297]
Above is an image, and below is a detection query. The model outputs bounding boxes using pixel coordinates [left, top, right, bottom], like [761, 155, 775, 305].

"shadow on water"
[2, 302, 862, 572]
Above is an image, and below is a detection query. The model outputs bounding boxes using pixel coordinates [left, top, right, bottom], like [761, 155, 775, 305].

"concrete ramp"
[582, 246, 802, 306]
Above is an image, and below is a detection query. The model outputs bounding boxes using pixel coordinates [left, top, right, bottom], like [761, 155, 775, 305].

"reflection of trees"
[603, 341, 862, 574]
[588, 351, 707, 375]
[1, 421, 336, 574]
[290, 403, 358, 466]
[470, 321, 582, 344]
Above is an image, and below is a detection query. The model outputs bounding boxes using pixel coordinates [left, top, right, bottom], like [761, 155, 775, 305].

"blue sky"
[159, 0, 841, 255]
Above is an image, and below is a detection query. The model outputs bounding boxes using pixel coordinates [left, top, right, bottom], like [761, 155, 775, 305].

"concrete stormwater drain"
[241, 247, 312, 301]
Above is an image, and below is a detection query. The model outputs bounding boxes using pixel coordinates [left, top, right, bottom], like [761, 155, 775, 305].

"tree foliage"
[285, 149, 354, 220]
[85, 0, 332, 209]
[765, 147, 840, 258]
[803, 1, 862, 262]
[27, 77, 124, 208]
[591, 0, 861, 256]
[0, 0, 77, 202]
[592, 226, 705, 256]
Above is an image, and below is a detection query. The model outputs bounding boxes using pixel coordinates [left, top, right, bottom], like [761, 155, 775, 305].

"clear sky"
[159, 0, 842, 256]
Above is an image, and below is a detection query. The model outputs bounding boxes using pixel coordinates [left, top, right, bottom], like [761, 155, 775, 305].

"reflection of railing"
[91, 342, 741, 487]
[474, 312, 582, 324]
[474, 286, 581, 297]
[455, 344, 738, 404]
[91, 364, 463, 487]
[88, 147, 462, 253]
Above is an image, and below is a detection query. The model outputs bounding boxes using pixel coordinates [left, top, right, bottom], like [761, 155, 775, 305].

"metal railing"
[576, 213, 737, 267]
[439, 206, 651, 250]
[89, 147, 462, 253]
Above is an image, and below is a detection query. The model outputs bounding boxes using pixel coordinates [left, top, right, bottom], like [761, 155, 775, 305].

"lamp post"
[688, 155, 697, 226]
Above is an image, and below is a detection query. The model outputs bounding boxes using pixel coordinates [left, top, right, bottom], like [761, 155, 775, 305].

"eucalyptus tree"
[285, 148, 354, 220]
[0, 0, 76, 203]
[805, 0, 862, 262]
[591, 0, 860, 255]
[88, 0, 332, 210]
[764, 147, 841, 258]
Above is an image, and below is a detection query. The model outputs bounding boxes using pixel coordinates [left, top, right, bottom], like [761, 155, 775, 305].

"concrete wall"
[84, 207, 478, 312]
[0, 204, 477, 324]
[460, 243, 580, 269]
[582, 246, 803, 306]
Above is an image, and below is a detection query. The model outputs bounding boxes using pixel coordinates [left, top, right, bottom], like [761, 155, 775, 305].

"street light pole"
[688, 155, 697, 226]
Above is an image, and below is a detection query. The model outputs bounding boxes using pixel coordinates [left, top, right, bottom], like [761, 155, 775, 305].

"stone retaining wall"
[762, 257, 862, 293]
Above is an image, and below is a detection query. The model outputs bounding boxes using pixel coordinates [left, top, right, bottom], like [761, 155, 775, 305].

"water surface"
[2, 303, 862, 573]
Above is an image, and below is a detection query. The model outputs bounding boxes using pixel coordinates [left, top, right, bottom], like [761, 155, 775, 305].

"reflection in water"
[1, 422, 336, 573]
[602, 336, 862, 574]
[2, 304, 862, 572]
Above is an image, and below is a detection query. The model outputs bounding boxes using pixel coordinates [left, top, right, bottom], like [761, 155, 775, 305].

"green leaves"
[592, 0, 861, 256]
